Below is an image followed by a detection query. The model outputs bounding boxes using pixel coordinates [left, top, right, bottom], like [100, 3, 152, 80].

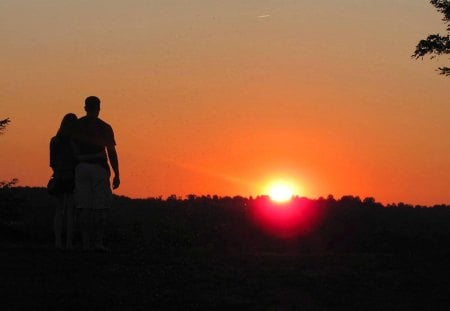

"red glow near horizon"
[250, 196, 324, 239]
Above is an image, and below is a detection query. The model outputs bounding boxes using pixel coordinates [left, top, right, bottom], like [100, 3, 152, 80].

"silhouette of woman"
[50, 113, 78, 250]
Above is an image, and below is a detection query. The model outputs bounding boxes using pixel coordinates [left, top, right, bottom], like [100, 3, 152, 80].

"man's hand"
[112, 175, 120, 189]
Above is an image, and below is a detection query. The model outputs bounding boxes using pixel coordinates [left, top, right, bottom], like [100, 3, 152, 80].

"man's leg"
[93, 209, 107, 250]
[74, 163, 93, 250]
[79, 208, 92, 250]
[92, 165, 112, 251]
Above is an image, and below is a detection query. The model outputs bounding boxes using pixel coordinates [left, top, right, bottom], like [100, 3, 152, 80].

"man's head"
[85, 96, 101, 116]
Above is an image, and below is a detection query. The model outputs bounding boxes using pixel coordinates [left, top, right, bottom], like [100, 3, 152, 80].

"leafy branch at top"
[413, 0, 450, 76]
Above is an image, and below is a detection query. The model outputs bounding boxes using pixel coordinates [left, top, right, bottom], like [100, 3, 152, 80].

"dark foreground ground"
[1, 188, 450, 310]
[2, 243, 450, 310]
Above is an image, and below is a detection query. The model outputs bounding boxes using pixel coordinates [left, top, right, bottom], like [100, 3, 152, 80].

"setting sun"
[267, 182, 296, 203]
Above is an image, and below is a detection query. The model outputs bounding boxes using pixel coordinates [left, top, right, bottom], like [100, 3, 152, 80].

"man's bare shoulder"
[77, 116, 113, 130]
[97, 118, 114, 130]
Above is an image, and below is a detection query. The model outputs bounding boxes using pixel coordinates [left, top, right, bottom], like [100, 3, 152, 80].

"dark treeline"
[2, 186, 450, 255]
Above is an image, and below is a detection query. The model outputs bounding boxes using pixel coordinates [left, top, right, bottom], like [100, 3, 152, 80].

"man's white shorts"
[75, 163, 112, 209]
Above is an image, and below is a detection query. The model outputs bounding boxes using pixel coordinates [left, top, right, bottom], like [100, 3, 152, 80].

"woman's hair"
[56, 113, 78, 137]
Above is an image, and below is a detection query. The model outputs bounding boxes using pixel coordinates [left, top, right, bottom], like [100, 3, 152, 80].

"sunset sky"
[1, 0, 449, 205]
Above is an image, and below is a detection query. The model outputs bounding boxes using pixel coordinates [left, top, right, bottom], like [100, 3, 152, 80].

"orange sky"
[1, 0, 449, 205]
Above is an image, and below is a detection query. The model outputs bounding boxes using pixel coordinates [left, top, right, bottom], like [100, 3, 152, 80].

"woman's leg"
[65, 193, 74, 250]
[54, 195, 64, 249]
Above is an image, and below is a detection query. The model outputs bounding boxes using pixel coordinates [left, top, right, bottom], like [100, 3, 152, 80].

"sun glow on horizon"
[266, 180, 299, 203]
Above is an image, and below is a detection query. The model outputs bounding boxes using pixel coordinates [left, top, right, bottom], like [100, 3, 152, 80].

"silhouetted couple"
[50, 96, 120, 251]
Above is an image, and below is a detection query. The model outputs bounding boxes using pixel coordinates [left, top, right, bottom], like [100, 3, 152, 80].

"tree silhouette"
[0, 118, 19, 222]
[413, 0, 450, 76]
[0, 118, 10, 134]
[0, 118, 17, 187]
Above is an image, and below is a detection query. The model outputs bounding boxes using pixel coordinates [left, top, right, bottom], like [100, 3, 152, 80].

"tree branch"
[413, 34, 450, 58]
[0, 118, 11, 134]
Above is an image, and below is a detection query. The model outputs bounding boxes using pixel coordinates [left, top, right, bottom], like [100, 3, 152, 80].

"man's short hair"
[85, 96, 100, 111]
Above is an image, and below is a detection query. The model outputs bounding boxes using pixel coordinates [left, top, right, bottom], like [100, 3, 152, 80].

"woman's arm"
[50, 138, 56, 168]
[77, 150, 107, 162]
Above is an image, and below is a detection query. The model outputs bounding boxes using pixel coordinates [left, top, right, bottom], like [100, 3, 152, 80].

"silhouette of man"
[73, 96, 120, 251]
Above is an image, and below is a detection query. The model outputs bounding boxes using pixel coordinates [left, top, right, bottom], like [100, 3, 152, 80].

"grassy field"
[1, 188, 450, 310]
